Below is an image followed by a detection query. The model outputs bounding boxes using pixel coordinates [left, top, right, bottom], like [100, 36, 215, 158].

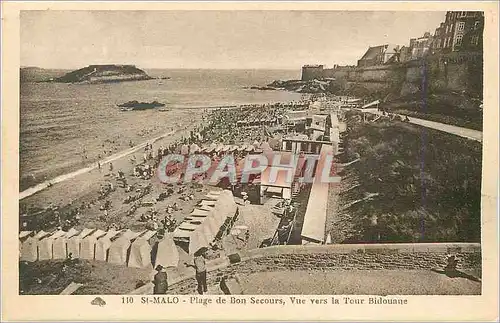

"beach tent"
[67, 228, 95, 259]
[128, 230, 157, 268]
[122, 229, 144, 240]
[190, 209, 210, 218]
[186, 215, 216, 244]
[154, 234, 179, 268]
[19, 231, 34, 240]
[20, 236, 39, 262]
[34, 230, 50, 240]
[205, 191, 221, 200]
[108, 230, 143, 265]
[80, 229, 106, 260]
[175, 190, 238, 254]
[173, 226, 196, 241]
[19, 231, 34, 258]
[107, 236, 132, 265]
[95, 230, 120, 261]
[188, 227, 211, 255]
[198, 200, 216, 207]
[198, 205, 213, 212]
[52, 228, 79, 259]
[20, 231, 51, 262]
[38, 230, 66, 261]
[212, 190, 238, 227]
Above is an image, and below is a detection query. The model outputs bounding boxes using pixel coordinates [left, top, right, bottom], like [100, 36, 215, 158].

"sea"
[20, 68, 303, 191]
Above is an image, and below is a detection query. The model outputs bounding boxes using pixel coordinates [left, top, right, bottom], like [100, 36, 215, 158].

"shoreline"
[19, 121, 197, 201]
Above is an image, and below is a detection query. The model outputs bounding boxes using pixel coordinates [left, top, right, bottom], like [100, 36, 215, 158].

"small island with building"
[53, 64, 153, 84]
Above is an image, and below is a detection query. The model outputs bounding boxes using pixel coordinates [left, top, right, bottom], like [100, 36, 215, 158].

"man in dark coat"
[153, 265, 168, 294]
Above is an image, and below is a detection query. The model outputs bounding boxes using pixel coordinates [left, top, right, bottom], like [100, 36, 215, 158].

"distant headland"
[52, 64, 153, 84]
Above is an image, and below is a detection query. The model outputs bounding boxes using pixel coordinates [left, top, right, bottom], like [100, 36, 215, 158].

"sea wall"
[303, 52, 483, 97]
[131, 243, 481, 295]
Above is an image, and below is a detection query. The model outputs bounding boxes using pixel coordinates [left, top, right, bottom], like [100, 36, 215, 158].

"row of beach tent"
[173, 190, 238, 254]
[179, 141, 274, 155]
[19, 228, 179, 269]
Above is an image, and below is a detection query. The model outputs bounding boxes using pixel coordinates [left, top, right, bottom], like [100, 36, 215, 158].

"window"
[455, 34, 463, 46]
[471, 35, 479, 46]
[457, 22, 465, 31]
[460, 11, 467, 17]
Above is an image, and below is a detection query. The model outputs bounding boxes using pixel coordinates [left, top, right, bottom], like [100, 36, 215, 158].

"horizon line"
[20, 65, 306, 71]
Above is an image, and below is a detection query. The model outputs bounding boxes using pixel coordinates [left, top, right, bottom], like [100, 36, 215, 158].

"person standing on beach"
[185, 249, 208, 294]
[153, 265, 168, 294]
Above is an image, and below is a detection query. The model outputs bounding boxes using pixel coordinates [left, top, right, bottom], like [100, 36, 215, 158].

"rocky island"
[54, 64, 153, 84]
[254, 79, 338, 94]
[118, 100, 166, 111]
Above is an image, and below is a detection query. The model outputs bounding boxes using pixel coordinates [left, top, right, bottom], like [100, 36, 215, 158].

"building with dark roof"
[431, 11, 484, 53]
[357, 44, 400, 67]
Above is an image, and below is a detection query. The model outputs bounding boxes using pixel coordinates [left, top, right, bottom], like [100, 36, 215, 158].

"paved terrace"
[130, 243, 481, 295]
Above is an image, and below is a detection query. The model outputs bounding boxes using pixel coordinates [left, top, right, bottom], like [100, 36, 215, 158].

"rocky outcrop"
[263, 79, 338, 94]
[54, 65, 153, 84]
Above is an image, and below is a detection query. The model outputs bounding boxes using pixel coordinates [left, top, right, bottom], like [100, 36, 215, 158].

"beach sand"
[19, 108, 209, 233]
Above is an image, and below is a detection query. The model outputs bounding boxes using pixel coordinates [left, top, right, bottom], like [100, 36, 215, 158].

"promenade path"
[358, 108, 482, 142]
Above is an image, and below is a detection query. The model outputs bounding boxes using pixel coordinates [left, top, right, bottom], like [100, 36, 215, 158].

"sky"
[21, 11, 446, 70]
